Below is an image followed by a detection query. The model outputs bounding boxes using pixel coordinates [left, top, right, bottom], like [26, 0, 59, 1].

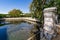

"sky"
[0, 0, 32, 14]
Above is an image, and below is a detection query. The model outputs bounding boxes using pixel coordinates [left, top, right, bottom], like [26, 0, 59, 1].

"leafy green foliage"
[30, 0, 47, 22]
[30, 0, 60, 19]
[30, 0, 43, 20]
[44, 0, 60, 14]
[8, 9, 23, 17]
[56, 0, 60, 14]
[0, 14, 6, 18]
[44, 0, 56, 8]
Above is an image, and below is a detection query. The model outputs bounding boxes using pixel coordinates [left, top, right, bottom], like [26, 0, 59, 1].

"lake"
[0, 21, 36, 40]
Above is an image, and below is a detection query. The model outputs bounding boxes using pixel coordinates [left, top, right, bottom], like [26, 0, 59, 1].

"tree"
[56, 0, 60, 14]
[30, 0, 60, 19]
[8, 9, 23, 17]
[30, 0, 47, 21]
[30, 0, 44, 39]
[30, 0, 41, 19]
[44, 0, 56, 8]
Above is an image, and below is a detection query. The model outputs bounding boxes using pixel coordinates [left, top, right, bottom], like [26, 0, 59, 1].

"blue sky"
[0, 0, 32, 14]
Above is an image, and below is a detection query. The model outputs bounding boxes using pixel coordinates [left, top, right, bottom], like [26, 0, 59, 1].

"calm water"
[0, 21, 35, 40]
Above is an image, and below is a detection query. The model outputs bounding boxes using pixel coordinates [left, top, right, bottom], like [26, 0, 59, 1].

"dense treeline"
[8, 9, 32, 17]
[0, 14, 7, 18]
[0, 9, 31, 18]
[8, 9, 23, 17]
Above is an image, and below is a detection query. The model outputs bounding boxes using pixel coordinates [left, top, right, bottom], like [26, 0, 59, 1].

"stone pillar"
[43, 7, 57, 40]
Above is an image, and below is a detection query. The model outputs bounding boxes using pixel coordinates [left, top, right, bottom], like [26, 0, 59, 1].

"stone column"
[43, 7, 57, 40]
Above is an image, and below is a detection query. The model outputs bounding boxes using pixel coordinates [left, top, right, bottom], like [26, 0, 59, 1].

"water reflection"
[0, 21, 35, 40]
[0, 27, 8, 40]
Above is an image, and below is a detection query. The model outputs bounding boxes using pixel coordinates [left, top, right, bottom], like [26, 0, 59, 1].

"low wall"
[0, 17, 40, 26]
[0, 17, 40, 22]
